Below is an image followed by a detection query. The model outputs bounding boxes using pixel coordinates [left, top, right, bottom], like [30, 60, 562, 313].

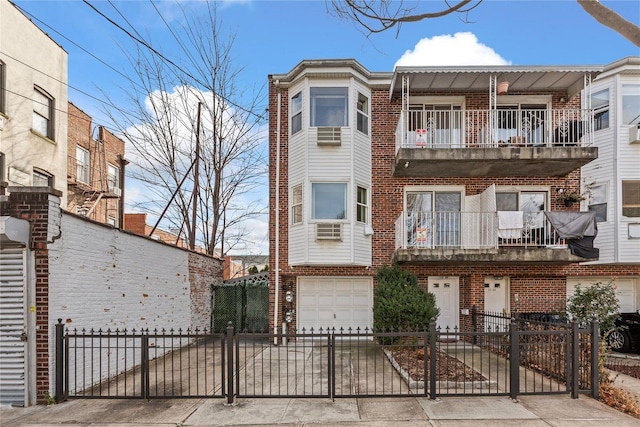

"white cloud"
[395, 32, 511, 67]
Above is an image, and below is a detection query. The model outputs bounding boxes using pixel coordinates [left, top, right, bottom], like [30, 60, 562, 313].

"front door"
[428, 276, 459, 333]
[484, 276, 509, 331]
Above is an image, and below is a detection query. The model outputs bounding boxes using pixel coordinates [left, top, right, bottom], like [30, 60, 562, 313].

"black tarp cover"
[544, 211, 599, 259]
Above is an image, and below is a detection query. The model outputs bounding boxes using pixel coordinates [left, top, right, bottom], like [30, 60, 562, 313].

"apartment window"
[406, 191, 461, 247]
[0, 152, 5, 182]
[310, 87, 348, 127]
[291, 91, 302, 135]
[497, 191, 547, 229]
[108, 163, 120, 193]
[588, 183, 607, 222]
[356, 92, 369, 135]
[32, 168, 54, 187]
[33, 86, 54, 139]
[622, 181, 640, 217]
[312, 183, 346, 220]
[622, 85, 640, 125]
[356, 186, 368, 223]
[591, 89, 609, 131]
[291, 184, 302, 224]
[76, 146, 90, 184]
[0, 61, 5, 114]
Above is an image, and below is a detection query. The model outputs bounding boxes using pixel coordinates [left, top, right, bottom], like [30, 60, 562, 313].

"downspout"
[612, 75, 620, 262]
[274, 80, 281, 344]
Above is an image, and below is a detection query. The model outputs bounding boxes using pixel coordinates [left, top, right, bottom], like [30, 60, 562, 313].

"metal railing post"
[226, 322, 234, 404]
[429, 320, 437, 399]
[471, 305, 477, 345]
[55, 319, 64, 403]
[571, 321, 579, 399]
[141, 334, 149, 399]
[329, 332, 335, 400]
[509, 319, 519, 400]
[591, 321, 600, 399]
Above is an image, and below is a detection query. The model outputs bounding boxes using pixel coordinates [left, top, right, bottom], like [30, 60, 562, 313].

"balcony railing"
[395, 211, 566, 250]
[395, 108, 594, 152]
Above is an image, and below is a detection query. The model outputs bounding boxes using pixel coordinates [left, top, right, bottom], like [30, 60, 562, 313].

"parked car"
[607, 312, 640, 353]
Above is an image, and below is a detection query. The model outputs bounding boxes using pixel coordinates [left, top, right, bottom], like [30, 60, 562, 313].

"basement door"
[0, 246, 28, 406]
[297, 277, 373, 332]
[427, 276, 459, 332]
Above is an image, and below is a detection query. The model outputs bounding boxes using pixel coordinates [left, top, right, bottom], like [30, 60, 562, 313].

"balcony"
[394, 109, 598, 177]
[393, 211, 591, 264]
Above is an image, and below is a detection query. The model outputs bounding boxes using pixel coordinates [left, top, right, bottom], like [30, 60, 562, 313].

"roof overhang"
[390, 65, 603, 98]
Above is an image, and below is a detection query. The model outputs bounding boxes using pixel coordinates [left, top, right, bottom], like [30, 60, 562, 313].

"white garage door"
[298, 277, 373, 332]
[567, 277, 638, 313]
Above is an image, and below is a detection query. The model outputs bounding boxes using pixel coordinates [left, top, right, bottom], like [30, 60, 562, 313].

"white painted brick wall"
[47, 213, 220, 392]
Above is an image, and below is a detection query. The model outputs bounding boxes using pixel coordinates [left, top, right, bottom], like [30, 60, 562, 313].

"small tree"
[373, 265, 439, 336]
[566, 281, 619, 332]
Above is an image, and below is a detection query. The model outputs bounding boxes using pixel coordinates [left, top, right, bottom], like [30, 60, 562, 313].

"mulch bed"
[390, 347, 486, 382]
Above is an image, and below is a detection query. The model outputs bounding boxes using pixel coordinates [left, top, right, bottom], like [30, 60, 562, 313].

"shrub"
[566, 281, 620, 332]
[373, 265, 439, 335]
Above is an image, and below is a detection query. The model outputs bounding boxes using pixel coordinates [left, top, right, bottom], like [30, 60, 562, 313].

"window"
[591, 89, 609, 131]
[0, 61, 5, 114]
[497, 191, 547, 228]
[108, 163, 120, 193]
[406, 191, 461, 247]
[622, 181, 640, 217]
[0, 152, 5, 182]
[291, 91, 302, 135]
[356, 92, 369, 135]
[291, 184, 302, 224]
[312, 183, 346, 220]
[33, 86, 54, 139]
[408, 103, 462, 146]
[622, 85, 640, 125]
[76, 146, 90, 184]
[588, 184, 607, 222]
[310, 87, 348, 127]
[32, 168, 54, 187]
[107, 217, 117, 227]
[356, 186, 368, 223]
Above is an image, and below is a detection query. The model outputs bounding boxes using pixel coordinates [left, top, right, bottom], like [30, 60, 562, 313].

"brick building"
[67, 102, 126, 226]
[267, 58, 640, 337]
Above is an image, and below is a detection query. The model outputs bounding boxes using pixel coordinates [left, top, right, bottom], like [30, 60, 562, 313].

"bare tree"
[103, 1, 267, 257]
[329, 0, 640, 47]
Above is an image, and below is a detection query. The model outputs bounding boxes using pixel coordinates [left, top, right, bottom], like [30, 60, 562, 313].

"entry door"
[428, 276, 459, 332]
[484, 277, 509, 331]
[0, 247, 28, 406]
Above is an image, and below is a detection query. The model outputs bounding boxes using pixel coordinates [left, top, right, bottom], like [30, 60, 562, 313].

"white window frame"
[310, 87, 348, 127]
[291, 184, 303, 225]
[588, 183, 608, 223]
[591, 89, 609, 131]
[622, 84, 640, 126]
[107, 163, 120, 193]
[622, 180, 640, 218]
[32, 168, 53, 187]
[32, 86, 54, 139]
[311, 182, 347, 221]
[356, 185, 368, 223]
[291, 91, 302, 135]
[356, 92, 369, 135]
[76, 146, 90, 184]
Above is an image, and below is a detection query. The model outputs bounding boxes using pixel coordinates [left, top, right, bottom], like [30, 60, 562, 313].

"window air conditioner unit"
[316, 127, 341, 146]
[629, 124, 640, 144]
[316, 223, 341, 241]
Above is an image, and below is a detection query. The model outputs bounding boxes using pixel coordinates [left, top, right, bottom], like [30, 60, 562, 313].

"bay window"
[312, 183, 346, 220]
[310, 87, 348, 127]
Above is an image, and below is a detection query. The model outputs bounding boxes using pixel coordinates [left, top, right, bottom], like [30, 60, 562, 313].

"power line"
[82, 0, 267, 122]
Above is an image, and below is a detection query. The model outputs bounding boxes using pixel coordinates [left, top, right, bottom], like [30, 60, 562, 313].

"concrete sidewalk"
[2, 393, 639, 426]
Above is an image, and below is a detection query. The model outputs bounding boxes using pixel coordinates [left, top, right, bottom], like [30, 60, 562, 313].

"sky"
[10, 0, 640, 255]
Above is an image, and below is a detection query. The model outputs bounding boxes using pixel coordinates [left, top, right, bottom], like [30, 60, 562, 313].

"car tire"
[608, 330, 631, 353]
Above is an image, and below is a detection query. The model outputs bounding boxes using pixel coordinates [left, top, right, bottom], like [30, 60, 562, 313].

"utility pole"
[190, 102, 202, 250]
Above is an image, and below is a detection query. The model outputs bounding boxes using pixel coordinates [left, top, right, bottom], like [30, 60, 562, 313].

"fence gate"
[212, 272, 269, 333]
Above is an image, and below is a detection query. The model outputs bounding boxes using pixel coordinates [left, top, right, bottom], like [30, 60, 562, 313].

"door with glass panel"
[496, 104, 547, 146]
[408, 104, 462, 147]
[496, 191, 547, 245]
[406, 192, 461, 248]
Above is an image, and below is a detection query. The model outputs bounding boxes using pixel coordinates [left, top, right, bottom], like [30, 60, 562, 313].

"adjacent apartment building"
[67, 102, 126, 227]
[0, 0, 68, 205]
[268, 57, 640, 335]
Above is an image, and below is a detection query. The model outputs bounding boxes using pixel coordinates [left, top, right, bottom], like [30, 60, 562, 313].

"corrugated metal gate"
[0, 246, 27, 406]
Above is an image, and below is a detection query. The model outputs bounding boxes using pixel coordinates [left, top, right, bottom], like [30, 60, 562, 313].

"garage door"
[298, 277, 373, 332]
[567, 277, 638, 313]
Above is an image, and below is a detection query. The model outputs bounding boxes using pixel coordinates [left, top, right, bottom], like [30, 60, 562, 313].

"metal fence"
[55, 318, 599, 403]
[212, 272, 269, 333]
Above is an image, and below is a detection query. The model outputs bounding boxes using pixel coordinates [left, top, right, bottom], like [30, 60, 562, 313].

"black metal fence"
[55, 318, 599, 403]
